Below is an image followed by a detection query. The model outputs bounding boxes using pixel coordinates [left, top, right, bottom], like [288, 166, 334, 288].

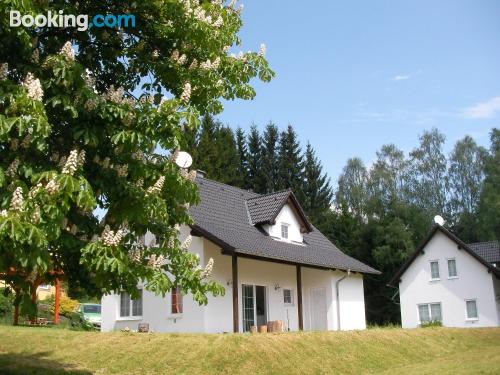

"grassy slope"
[0, 326, 499, 375]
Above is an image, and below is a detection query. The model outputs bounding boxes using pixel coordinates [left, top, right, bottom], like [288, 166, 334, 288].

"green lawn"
[0, 326, 499, 374]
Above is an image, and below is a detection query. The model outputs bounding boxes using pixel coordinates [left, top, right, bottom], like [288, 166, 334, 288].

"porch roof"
[189, 176, 380, 275]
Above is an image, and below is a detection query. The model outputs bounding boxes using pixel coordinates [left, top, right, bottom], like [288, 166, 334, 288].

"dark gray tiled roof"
[468, 241, 500, 264]
[189, 177, 380, 274]
[246, 190, 291, 225]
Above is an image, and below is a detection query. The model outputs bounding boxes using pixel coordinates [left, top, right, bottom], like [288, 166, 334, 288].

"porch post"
[54, 278, 61, 324]
[296, 265, 303, 330]
[232, 253, 239, 333]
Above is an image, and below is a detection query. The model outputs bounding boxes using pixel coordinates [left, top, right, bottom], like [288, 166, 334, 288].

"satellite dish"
[174, 151, 193, 168]
[434, 215, 445, 226]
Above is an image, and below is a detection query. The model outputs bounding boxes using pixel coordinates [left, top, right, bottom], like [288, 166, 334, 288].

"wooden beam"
[296, 265, 303, 330]
[54, 278, 61, 324]
[232, 253, 239, 333]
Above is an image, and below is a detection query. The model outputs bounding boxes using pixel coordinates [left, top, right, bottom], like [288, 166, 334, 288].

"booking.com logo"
[9, 10, 136, 31]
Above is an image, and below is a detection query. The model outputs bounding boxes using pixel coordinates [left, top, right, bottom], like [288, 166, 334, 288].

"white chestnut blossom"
[189, 59, 198, 69]
[105, 85, 125, 104]
[31, 49, 39, 63]
[171, 49, 180, 62]
[45, 178, 60, 195]
[180, 82, 191, 103]
[129, 247, 144, 263]
[0, 210, 8, 217]
[258, 43, 266, 57]
[31, 206, 41, 223]
[187, 170, 197, 182]
[181, 235, 192, 250]
[0, 63, 8, 80]
[77, 150, 86, 167]
[6, 158, 19, 177]
[85, 98, 98, 111]
[147, 176, 165, 194]
[101, 225, 123, 247]
[201, 258, 214, 278]
[10, 187, 24, 211]
[148, 254, 166, 269]
[213, 15, 223, 27]
[22, 73, 43, 101]
[152, 50, 159, 59]
[62, 150, 79, 175]
[115, 164, 129, 178]
[178, 54, 187, 65]
[59, 41, 75, 61]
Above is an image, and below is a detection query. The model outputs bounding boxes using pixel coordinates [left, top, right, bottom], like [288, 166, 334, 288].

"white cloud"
[461, 96, 500, 119]
[393, 74, 410, 81]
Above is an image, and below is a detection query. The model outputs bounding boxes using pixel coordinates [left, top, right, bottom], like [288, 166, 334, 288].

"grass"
[0, 325, 499, 374]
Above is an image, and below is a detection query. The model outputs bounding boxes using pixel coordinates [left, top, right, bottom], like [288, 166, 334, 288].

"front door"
[242, 284, 267, 332]
[310, 287, 327, 330]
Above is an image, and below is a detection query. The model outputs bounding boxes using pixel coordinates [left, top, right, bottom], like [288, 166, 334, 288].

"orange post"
[54, 278, 61, 324]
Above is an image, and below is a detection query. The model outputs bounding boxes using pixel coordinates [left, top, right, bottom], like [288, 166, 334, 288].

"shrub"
[44, 294, 80, 317]
[420, 320, 442, 328]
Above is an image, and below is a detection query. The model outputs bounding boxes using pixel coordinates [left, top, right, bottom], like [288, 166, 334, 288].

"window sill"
[465, 318, 479, 322]
[429, 278, 441, 282]
[168, 314, 183, 320]
[116, 316, 143, 321]
[447, 276, 458, 280]
[284, 303, 295, 307]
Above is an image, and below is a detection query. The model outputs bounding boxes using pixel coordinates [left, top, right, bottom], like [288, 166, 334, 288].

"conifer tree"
[247, 125, 265, 193]
[235, 127, 249, 189]
[277, 125, 304, 201]
[261, 122, 280, 193]
[302, 143, 333, 221]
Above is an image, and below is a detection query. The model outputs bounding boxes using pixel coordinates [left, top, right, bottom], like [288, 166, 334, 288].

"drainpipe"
[335, 269, 351, 331]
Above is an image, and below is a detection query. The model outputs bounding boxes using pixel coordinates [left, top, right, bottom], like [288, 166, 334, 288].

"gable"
[264, 203, 304, 243]
[246, 190, 312, 233]
[389, 225, 500, 286]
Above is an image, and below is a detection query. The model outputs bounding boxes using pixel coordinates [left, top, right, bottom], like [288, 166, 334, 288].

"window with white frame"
[447, 258, 457, 278]
[466, 300, 478, 320]
[120, 289, 143, 318]
[281, 223, 289, 239]
[418, 303, 442, 324]
[429, 260, 440, 280]
[283, 289, 293, 305]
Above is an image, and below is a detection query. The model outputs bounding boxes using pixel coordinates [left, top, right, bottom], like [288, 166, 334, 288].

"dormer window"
[281, 223, 289, 239]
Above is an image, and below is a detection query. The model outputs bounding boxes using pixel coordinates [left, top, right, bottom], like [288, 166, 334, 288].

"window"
[430, 261, 440, 280]
[418, 303, 442, 324]
[120, 289, 142, 318]
[283, 289, 293, 305]
[447, 259, 457, 278]
[171, 286, 183, 314]
[466, 300, 478, 320]
[281, 223, 289, 239]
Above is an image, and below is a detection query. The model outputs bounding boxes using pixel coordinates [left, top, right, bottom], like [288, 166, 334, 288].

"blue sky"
[218, 0, 500, 183]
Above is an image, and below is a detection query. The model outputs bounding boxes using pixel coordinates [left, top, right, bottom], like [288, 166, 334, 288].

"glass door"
[242, 284, 267, 332]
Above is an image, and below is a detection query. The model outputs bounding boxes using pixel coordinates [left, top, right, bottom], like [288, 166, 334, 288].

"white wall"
[399, 231, 499, 328]
[302, 268, 366, 331]
[264, 204, 304, 243]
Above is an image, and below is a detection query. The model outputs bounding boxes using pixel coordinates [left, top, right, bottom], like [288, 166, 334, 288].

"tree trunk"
[30, 281, 39, 325]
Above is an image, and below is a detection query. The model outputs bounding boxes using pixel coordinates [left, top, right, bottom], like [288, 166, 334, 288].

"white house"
[101, 174, 379, 333]
[389, 224, 500, 328]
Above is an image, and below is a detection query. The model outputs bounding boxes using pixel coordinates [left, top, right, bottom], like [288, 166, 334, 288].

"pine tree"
[235, 127, 249, 189]
[261, 122, 280, 193]
[194, 115, 219, 178]
[302, 143, 333, 221]
[277, 125, 305, 202]
[214, 126, 241, 186]
[247, 125, 265, 193]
